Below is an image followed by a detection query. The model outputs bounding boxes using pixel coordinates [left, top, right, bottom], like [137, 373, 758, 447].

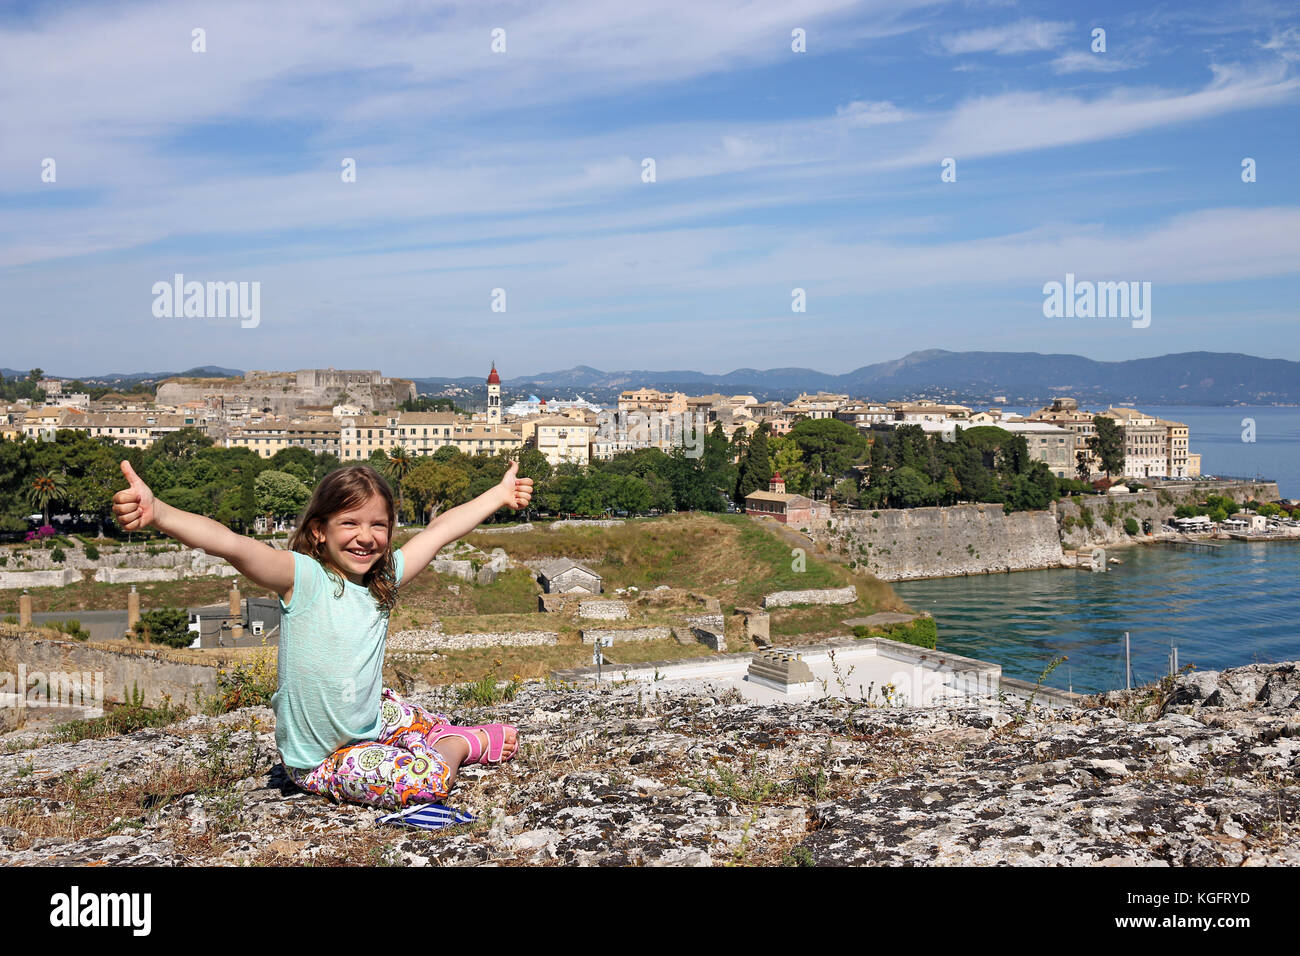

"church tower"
[487, 362, 501, 426]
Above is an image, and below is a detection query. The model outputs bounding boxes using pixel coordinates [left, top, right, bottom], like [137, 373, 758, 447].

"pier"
[1156, 535, 1222, 553]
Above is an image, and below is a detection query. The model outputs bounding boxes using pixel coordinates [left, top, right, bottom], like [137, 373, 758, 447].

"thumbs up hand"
[498, 459, 534, 511]
[113, 460, 156, 530]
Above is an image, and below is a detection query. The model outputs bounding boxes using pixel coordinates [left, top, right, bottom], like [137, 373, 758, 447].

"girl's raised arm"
[112, 460, 296, 598]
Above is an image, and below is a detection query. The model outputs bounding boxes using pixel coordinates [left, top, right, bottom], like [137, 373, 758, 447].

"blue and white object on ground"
[378, 803, 476, 830]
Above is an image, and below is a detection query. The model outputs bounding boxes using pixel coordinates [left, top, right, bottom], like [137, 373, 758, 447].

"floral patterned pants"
[283, 687, 456, 811]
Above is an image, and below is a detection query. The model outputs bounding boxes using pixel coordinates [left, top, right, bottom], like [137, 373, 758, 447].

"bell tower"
[487, 362, 501, 426]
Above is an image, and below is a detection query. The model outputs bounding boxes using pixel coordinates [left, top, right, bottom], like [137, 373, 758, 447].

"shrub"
[50, 547, 66, 563]
[456, 669, 522, 706]
[207, 649, 278, 713]
[1124, 517, 1140, 536]
[83, 543, 100, 560]
[136, 607, 193, 648]
[854, 616, 937, 650]
[49, 689, 189, 744]
[46, 619, 90, 641]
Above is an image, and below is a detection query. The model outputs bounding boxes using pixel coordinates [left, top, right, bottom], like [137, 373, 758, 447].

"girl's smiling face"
[313, 493, 391, 584]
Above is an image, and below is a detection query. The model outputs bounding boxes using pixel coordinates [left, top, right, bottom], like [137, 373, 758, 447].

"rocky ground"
[0, 662, 1297, 866]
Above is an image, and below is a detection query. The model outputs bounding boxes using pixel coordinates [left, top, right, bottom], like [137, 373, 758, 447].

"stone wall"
[1056, 492, 1163, 550]
[2, 543, 254, 572]
[0, 627, 217, 708]
[94, 565, 239, 584]
[0, 568, 83, 589]
[550, 519, 625, 528]
[1058, 481, 1282, 550]
[387, 629, 558, 651]
[579, 601, 629, 621]
[818, 481, 1279, 581]
[762, 586, 857, 608]
[821, 505, 1064, 582]
[581, 626, 673, 645]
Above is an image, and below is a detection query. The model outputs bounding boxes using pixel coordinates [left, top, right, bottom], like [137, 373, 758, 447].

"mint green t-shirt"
[272, 549, 404, 770]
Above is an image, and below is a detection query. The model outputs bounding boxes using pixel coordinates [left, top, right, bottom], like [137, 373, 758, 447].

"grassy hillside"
[5, 514, 913, 683]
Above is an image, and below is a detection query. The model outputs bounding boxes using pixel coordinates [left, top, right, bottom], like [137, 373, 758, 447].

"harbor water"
[894, 538, 1300, 695]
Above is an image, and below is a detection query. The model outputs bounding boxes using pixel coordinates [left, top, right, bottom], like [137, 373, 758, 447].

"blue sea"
[892, 406, 1300, 694]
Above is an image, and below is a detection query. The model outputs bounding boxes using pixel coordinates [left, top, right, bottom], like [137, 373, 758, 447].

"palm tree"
[28, 470, 68, 526]
[383, 445, 414, 523]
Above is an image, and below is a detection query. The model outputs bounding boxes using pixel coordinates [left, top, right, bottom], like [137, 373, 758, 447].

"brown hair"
[289, 465, 399, 612]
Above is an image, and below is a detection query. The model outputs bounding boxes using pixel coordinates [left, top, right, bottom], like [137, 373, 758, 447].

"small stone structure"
[550, 519, 624, 528]
[747, 651, 815, 691]
[733, 607, 770, 647]
[579, 600, 629, 621]
[685, 613, 726, 652]
[432, 546, 508, 585]
[538, 593, 576, 613]
[536, 558, 602, 595]
[762, 586, 856, 609]
[476, 523, 534, 534]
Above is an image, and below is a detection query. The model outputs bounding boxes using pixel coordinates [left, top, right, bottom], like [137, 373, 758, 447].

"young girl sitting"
[110, 458, 532, 811]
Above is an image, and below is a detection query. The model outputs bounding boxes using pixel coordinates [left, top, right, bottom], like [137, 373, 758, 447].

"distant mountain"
[11, 352, 1299, 405]
[3, 366, 243, 384]
[414, 351, 1300, 406]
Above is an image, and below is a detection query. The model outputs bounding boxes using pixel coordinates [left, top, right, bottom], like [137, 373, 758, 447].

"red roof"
[771, 472, 783, 481]
[487, 364, 500, 385]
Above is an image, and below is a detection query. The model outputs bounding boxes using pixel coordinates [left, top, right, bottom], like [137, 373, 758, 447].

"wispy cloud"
[1, 0, 1297, 372]
[1051, 50, 1141, 73]
[939, 18, 1072, 55]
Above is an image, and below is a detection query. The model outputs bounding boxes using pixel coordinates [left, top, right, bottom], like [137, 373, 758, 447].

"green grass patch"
[852, 615, 937, 650]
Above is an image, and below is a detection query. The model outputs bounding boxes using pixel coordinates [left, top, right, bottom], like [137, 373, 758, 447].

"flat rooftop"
[557, 636, 1068, 708]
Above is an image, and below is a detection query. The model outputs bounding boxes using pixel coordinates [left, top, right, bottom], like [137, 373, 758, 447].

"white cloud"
[835, 99, 913, 125]
[883, 64, 1300, 167]
[1051, 50, 1140, 74]
[939, 18, 1072, 55]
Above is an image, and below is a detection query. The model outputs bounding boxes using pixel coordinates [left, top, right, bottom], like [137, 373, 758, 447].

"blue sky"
[2, 0, 1298, 378]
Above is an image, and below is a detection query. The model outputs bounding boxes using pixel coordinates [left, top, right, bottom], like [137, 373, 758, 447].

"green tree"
[787, 418, 867, 499]
[27, 470, 68, 525]
[1088, 416, 1125, 478]
[382, 445, 415, 521]
[254, 470, 310, 522]
[136, 607, 193, 648]
[151, 427, 214, 461]
[769, 436, 808, 496]
[735, 425, 773, 502]
[885, 466, 935, 509]
[403, 459, 470, 521]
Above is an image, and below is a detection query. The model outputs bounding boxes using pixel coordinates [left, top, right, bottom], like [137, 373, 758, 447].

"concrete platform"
[561, 636, 1019, 708]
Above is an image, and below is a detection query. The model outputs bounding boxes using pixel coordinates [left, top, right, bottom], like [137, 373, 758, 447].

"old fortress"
[6, 367, 1199, 481]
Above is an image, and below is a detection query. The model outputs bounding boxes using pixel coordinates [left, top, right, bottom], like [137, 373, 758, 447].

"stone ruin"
[747, 650, 815, 692]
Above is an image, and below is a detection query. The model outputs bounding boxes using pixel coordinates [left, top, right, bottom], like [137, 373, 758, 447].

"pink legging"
[283, 687, 456, 811]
